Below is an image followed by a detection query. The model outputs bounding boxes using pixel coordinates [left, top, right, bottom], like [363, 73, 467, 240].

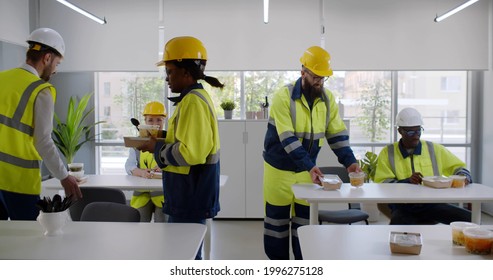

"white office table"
[42, 174, 228, 260]
[0, 220, 206, 260]
[292, 183, 493, 225]
[43, 174, 228, 191]
[298, 224, 493, 260]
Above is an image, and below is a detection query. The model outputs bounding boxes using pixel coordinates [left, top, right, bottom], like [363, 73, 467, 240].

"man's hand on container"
[347, 163, 362, 173]
[60, 175, 82, 199]
[310, 166, 324, 185]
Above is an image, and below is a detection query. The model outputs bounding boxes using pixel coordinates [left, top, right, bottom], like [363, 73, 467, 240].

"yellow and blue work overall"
[154, 84, 221, 220]
[262, 78, 357, 260]
[130, 151, 165, 222]
[374, 139, 472, 224]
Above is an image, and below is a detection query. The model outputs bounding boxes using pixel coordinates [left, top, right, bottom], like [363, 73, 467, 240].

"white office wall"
[161, 0, 320, 71]
[324, 0, 489, 70]
[36, 0, 490, 72]
[39, 0, 159, 72]
[0, 0, 29, 45]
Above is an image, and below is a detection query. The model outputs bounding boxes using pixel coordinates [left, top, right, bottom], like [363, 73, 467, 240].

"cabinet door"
[245, 121, 268, 218]
[217, 121, 246, 218]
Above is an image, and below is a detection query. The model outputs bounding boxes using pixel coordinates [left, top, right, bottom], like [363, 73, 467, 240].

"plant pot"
[246, 111, 256, 119]
[224, 110, 233, 119]
[256, 111, 264, 120]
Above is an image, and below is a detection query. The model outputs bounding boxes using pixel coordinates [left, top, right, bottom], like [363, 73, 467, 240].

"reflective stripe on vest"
[166, 90, 220, 165]
[387, 141, 438, 176]
[286, 84, 331, 140]
[0, 80, 45, 136]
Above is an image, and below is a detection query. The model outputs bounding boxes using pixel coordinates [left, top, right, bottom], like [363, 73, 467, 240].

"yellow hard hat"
[300, 46, 333, 77]
[156, 36, 207, 66]
[143, 101, 167, 117]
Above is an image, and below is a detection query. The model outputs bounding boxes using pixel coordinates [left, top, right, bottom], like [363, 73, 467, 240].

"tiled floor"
[209, 210, 493, 260]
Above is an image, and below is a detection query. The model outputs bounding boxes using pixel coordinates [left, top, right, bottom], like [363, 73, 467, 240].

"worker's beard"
[302, 81, 324, 100]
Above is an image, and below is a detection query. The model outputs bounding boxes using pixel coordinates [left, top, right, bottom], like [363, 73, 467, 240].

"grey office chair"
[80, 201, 141, 222]
[69, 187, 127, 221]
[318, 166, 369, 225]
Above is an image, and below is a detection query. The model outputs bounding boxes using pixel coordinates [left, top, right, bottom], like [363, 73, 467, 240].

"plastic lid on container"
[450, 221, 479, 230]
[463, 227, 493, 239]
[349, 172, 365, 178]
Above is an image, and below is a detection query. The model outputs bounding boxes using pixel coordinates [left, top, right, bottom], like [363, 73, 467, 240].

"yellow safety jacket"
[263, 78, 356, 173]
[154, 84, 221, 219]
[130, 151, 164, 208]
[0, 68, 56, 195]
[374, 139, 472, 183]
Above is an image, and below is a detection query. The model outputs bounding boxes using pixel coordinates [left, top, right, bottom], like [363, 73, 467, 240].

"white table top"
[299, 224, 493, 260]
[292, 183, 493, 203]
[293, 183, 493, 225]
[0, 221, 206, 260]
[43, 174, 228, 190]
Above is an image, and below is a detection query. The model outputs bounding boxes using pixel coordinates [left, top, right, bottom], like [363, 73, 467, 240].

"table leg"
[471, 202, 481, 224]
[309, 202, 319, 225]
[203, 218, 211, 260]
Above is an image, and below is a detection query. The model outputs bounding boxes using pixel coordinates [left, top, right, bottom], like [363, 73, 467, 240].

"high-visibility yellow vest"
[161, 88, 220, 175]
[130, 151, 164, 208]
[0, 68, 56, 195]
[374, 140, 469, 183]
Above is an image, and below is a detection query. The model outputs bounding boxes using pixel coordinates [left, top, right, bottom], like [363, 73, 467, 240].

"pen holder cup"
[37, 210, 70, 236]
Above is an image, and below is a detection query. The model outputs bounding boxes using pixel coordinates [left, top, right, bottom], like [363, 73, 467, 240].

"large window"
[95, 72, 165, 174]
[95, 70, 471, 174]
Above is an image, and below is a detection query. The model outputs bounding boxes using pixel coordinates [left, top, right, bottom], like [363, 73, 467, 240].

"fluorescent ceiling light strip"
[263, 0, 269, 23]
[57, 0, 106, 24]
[435, 0, 479, 22]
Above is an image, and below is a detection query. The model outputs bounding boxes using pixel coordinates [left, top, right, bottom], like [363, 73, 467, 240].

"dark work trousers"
[389, 203, 471, 225]
[264, 202, 309, 260]
[0, 190, 40, 220]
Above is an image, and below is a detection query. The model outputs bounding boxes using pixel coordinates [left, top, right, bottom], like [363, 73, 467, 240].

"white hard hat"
[395, 108, 424, 127]
[27, 28, 65, 57]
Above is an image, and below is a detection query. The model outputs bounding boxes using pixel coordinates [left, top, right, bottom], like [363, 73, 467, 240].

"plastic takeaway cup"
[450, 175, 466, 188]
[349, 172, 365, 187]
[450, 221, 479, 246]
[463, 227, 493, 255]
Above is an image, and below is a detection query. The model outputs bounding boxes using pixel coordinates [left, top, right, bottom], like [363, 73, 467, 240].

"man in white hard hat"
[374, 107, 471, 224]
[0, 28, 82, 220]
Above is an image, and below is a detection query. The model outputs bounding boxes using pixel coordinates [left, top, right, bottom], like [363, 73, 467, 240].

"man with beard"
[262, 46, 361, 260]
[374, 107, 471, 225]
[0, 28, 82, 220]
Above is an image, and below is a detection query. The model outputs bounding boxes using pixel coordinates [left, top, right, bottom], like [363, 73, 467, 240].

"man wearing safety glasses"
[262, 46, 361, 260]
[374, 107, 472, 225]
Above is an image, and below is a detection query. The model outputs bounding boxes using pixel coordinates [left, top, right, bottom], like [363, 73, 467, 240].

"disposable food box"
[422, 176, 452, 188]
[389, 231, 422, 255]
[321, 175, 342, 191]
[123, 137, 165, 148]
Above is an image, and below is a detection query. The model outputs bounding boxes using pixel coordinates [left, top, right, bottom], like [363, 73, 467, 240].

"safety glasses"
[401, 127, 423, 137]
[304, 69, 328, 83]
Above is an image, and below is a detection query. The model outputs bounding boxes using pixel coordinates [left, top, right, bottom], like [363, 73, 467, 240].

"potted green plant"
[52, 93, 104, 165]
[358, 151, 378, 182]
[220, 99, 236, 119]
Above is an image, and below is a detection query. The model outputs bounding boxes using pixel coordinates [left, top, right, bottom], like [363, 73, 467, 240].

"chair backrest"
[80, 201, 141, 222]
[319, 166, 350, 183]
[69, 187, 127, 221]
